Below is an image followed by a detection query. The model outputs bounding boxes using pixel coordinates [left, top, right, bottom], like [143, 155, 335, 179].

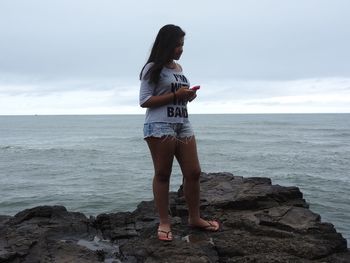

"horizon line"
[1, 112, 350, 117]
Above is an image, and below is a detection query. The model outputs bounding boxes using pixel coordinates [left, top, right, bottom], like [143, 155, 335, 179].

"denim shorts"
[143, 122, 194, 139]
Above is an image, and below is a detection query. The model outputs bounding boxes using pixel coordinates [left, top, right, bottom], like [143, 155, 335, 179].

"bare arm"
[140, 86, 195, 108]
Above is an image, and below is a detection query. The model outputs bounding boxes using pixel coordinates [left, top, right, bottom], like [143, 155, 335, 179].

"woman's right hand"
[175, 86, 195, 101]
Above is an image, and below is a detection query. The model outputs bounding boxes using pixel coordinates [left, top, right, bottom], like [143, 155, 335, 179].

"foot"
[188, 218, 220, 232]
[157, 224, 173, 241]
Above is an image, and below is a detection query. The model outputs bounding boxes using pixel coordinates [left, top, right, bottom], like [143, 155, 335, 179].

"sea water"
[0, 114, 349, 242]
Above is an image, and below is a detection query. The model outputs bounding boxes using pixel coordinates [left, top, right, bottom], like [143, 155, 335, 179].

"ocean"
[0, 114, 349, 242]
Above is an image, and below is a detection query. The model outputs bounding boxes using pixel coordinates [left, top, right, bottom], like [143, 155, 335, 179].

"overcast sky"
[1, 0, 350, 115]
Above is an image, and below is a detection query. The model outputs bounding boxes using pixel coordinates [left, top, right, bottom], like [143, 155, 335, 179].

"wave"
[328, 132, 350, 137]
[0, 145, 13, 150]
[0, 144, 104, 154]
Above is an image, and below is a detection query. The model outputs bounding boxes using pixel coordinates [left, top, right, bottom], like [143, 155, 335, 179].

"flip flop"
[189, 220, 220, 232]
[157, 229, 173, 241]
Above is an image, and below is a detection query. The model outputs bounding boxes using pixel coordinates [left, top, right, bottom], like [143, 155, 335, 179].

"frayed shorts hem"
[143, 122, 194, 140]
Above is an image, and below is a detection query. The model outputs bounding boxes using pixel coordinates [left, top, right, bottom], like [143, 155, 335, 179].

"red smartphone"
[190, 85, 200, 91]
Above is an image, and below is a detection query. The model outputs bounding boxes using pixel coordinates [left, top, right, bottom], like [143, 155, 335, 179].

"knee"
[184, 169, 201, 182]
[154, 170, 171, 183]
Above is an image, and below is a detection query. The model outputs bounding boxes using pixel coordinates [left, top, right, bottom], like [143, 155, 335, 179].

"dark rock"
[0, 205, 100, 262]
[0, 172, 348, 262]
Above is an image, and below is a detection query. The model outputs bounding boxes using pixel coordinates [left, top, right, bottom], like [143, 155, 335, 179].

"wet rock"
[0, 172, 349, 262]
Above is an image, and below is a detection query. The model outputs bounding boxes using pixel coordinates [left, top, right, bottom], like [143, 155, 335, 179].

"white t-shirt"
[139, 62, 191, 124]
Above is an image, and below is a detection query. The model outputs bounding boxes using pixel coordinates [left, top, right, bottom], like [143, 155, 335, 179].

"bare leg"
[175, 137, 201, 221]
[175, 136, 219, 230]
[146, 136, 177, 237]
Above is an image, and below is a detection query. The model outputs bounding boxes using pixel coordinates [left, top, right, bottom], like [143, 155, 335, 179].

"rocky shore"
[0, 172, 349, 263]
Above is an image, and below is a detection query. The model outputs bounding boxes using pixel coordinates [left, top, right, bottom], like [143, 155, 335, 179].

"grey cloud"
[1, 0, 350, 81]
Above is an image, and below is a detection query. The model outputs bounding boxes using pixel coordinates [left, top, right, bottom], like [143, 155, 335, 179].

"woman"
[139, 24, 219, 241]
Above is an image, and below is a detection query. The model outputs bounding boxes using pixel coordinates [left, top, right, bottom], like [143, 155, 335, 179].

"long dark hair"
[140, 24, 185, 84]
